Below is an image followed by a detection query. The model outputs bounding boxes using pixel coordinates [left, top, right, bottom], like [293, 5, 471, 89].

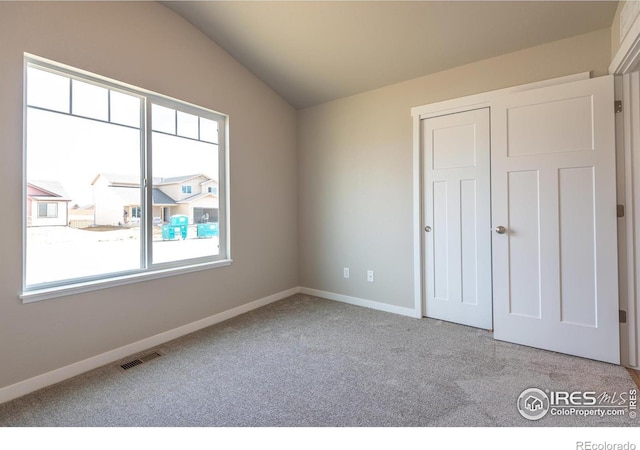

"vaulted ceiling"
[163, 1, 617, 109]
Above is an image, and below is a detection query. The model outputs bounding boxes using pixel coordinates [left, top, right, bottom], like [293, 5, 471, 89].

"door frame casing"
[611, 14, 640, 367]
[411, 72, 591, 321]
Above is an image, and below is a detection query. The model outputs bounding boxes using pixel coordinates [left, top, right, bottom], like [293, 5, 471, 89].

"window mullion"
[68, 77, 73, 114]
[143, 97, 153, 270]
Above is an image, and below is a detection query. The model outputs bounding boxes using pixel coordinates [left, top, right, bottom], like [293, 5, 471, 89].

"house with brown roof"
[26, 181, 71, 227]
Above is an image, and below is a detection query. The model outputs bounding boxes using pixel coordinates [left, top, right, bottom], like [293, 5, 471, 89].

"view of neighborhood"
[25, 64, 222, 287]
[27, 173, 219, 229]
[26, 173, 221, 286]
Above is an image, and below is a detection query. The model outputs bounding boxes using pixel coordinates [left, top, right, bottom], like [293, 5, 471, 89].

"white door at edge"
[491, 75, 620, 364]
[422, 107, 493, 329]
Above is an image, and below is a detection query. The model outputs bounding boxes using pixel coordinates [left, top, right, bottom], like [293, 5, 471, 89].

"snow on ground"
[26, 226, 219, 286]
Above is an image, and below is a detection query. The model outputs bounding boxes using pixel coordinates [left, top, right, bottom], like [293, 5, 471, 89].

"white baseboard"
[0, 287, 299, 405]
[0, 286, 421, 405]
[299, 287, 422, 319]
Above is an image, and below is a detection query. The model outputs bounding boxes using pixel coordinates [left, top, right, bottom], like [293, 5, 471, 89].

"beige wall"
[611, 1, 640, 67]
[0, 2, 297, 390]
[298, 28, 611, 310]
[611, 1, 625, 59]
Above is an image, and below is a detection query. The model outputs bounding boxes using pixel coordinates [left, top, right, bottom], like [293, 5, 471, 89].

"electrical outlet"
[367, 270, 374, 282]
[343, 267, 350, 279]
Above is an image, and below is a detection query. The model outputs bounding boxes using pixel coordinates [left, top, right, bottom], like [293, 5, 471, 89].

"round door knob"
[494, 226, 506, 234]
[425, 226, 431, 232]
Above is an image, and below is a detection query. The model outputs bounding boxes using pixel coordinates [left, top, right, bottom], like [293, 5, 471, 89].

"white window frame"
[21, 54, 231, 303]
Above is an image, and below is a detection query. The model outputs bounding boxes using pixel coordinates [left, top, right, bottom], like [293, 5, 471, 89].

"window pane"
[152, 128, 219, 265]
[177, 111, 199, 139]
[72, 79, 108, 121]
[199, 117, 218, 143]
[152, 104, 175, 134]
[26, 66, 70, 113]
[110, 90, 140, 128]
[26, 105, 142, 287]
[47, 203, 58, 218]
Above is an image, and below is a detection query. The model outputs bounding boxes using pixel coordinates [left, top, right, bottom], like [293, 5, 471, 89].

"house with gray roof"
[91, 173, 218, 226]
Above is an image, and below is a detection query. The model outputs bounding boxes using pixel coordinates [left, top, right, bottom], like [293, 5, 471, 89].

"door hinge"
[620, 310, 627, 324]
[618, 204, 625, 218]
[615, 100, 623, 113]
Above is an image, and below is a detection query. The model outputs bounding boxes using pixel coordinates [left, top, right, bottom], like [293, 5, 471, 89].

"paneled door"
[422, 108, 493, 329]
[491, 76, 620, 364]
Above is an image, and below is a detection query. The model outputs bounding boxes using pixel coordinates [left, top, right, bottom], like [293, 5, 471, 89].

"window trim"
[22, 53, 231, 301]
[20, 259, 233, 303]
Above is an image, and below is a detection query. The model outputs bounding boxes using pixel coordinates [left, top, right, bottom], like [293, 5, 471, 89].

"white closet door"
[491, 75, 620, 364]
[423, 108, 493, 329]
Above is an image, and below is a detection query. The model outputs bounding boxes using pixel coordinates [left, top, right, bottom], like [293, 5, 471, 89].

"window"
[37, 203, 58, 218]
[208, 186, 218, 195]
[23, 56, 229, 297]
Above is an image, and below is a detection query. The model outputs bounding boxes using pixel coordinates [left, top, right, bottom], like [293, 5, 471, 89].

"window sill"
[20, 259, 233, 303]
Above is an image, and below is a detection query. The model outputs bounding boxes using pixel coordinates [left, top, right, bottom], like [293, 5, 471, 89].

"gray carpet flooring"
[0, 294, 637, 427]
